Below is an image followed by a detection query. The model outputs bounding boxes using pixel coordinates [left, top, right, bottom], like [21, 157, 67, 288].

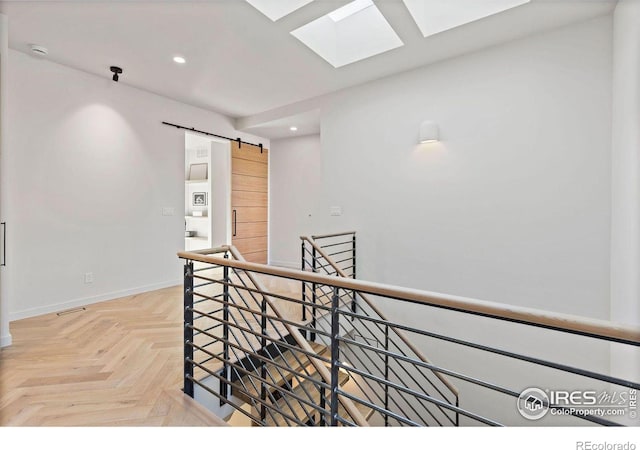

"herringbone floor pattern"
[0, 286, 226, 426]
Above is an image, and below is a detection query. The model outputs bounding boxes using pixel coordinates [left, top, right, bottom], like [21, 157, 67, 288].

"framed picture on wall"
[188, 163, 208, 181]
[193, 192, 207, 207]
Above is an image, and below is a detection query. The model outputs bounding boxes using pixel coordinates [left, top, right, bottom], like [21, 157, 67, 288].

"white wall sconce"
[419, 120, 439, 143]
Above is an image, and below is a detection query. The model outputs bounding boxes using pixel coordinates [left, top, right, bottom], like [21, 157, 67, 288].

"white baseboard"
[9, 278, 182, 322]
[269, 260, 300, 270]
[0, 333, 12, 348]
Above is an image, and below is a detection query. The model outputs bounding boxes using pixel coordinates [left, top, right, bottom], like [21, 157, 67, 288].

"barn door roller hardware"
[162, 121, 264, 152]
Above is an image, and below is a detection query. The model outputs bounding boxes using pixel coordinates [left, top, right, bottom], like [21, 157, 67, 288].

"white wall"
[269, 134, 322, 268]
[610, 0, 640, 382]
[0, 14, 10, 346]
[315, 16, 612, 319]
[269, 17, 619, 423]
[263, 17, 619, 424]
[5, 49, 267, 321]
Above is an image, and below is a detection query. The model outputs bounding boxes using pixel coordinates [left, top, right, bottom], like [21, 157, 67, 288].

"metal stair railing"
[181, 245, 367, 427]
[301, 232, 459, 426]
[179, 245, 640, 427]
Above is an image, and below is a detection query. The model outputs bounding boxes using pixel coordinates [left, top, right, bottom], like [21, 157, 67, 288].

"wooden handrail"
[226, 246, 369, 427]
[177, 249, 640, 346]
[187, 245, 230, 256]
[307, 231, 356, 240]
[302, 236, 459, 398]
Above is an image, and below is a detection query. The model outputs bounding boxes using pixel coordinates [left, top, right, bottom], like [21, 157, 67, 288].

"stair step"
[341, 401, 374, 424]
[263, 369, 349, 427]
[231, 341, 328, 404]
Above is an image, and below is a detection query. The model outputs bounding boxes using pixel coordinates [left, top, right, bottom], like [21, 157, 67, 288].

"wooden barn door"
[231, 141, 268, 264]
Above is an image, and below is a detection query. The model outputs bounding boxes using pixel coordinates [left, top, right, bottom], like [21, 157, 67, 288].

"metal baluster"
[330, 287, 340, 427]
[183, 261, 194, 398]
[385, 324, 389, 426]
[320, 386, 327, 426]
[311, 246, 317, 342]
[352, 234, 357, 314]
[220, 254, 230, 405]
[260, 291, 268, 423]
[301, 240, 307, 322]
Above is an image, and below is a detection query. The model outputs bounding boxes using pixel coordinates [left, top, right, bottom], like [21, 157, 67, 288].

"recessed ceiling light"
[328, 0, 373, 22]
[290, 126, 298, 132]
[173, 56, 186, 64]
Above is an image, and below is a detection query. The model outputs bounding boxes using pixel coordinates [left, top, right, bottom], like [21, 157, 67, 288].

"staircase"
[179, 241, 458, 426]
[178, 235, 640, 427]
[229, 338, 349, 427]
[225, 272, 373, 425]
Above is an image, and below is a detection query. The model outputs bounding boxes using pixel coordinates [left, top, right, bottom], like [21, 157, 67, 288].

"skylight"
[291, 1, 403, 68]
[246, 0, 314, 22]
[328, 0, 373, 22]
[403, 0, 531, 38]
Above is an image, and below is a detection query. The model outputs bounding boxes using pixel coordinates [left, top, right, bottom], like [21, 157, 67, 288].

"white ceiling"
[402, 0, 532, 37]
[245, 108, 321, 140]
[0, 0, 615, 139]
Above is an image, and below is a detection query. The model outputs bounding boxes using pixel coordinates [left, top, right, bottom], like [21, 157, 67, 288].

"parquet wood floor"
[0, 286, 226, 426]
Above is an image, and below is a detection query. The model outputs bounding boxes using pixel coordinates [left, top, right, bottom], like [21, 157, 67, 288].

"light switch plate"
[330, 206, 342, 216]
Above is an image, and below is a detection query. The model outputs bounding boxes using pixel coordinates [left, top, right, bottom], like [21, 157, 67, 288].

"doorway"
[230, 140, 268, 263]
[184, 133, 231, 251]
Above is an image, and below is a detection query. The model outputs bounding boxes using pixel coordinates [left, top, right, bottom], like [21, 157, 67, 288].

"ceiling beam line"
[373, 0, 425, 46]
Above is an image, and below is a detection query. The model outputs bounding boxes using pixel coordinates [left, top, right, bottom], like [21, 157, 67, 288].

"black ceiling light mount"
[110, 66, 123, 82]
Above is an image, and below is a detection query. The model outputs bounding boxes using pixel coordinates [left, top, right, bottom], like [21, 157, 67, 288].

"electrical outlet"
[162, 207, 175, 216]
[330, 206, 342, 216]
[84, 272, 94, 284]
